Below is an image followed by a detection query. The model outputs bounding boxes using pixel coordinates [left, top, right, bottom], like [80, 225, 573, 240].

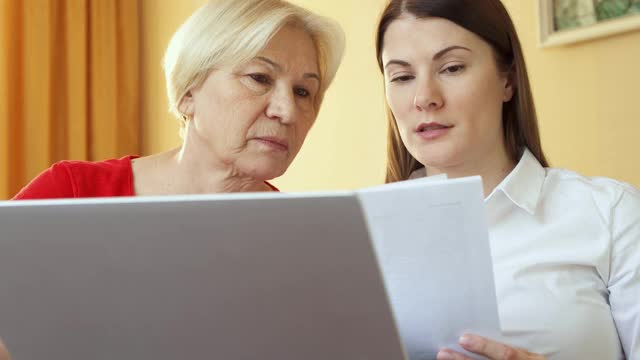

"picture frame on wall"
[538, 0, 640, 47]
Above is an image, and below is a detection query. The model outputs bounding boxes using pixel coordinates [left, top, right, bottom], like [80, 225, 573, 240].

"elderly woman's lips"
[253, 137, 289, 151]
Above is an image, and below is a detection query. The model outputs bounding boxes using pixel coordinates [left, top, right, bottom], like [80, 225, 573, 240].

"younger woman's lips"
[416, 126, 452, 141]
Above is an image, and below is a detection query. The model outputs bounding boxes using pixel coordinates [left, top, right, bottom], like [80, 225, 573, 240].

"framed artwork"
[539, 0, 640, 47]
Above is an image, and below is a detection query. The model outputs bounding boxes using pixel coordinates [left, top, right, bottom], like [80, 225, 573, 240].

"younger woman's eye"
[442, 64, 465, 74]
[390, 75, 414, 83]
[294, 87, 310, 98]
[249, 73, 272, 85]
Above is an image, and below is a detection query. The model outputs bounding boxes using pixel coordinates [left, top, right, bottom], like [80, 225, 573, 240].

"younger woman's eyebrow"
[384, 45, 472, 69]
[432, 45, 471, 60]
[384, 59, 410, 69]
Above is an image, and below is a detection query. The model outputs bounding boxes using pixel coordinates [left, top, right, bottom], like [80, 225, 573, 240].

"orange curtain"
[0, 0, 141, 199]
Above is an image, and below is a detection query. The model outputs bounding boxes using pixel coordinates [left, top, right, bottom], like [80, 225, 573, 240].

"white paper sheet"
[357, 176, 500, 360]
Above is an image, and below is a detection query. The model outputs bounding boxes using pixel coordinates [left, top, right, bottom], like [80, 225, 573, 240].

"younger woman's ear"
[178, 91, 195, 117]
[503, 70, 515, 102]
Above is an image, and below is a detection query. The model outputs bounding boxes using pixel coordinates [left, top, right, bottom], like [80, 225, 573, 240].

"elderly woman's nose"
[265, 87, 297, 123]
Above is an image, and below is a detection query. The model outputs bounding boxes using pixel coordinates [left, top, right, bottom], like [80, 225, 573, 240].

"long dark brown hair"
[376, 0, 548, 183]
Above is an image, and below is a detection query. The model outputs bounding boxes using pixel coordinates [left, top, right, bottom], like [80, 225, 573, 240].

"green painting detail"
[554, 0, 640, 31]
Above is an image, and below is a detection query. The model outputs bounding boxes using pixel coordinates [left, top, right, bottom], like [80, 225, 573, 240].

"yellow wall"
[505, 1, 640, 187]
[140, 0, 202, 157]
[141, 0, 640, 190]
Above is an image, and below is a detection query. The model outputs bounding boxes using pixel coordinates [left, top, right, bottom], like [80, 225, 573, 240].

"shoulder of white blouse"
[543, 168, 640, 213]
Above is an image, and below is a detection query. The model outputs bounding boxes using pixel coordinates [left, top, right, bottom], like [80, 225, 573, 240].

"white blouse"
[485, 149, 639, 359]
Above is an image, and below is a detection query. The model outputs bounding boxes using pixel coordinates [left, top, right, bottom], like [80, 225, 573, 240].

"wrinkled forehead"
[254, 24, 320, 75]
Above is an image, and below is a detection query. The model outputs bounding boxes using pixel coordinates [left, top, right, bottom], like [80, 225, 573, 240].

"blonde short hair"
[163, 0, 345, 121]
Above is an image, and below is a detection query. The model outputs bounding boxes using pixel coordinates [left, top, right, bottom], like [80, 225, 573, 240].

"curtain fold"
[0, 0, 141, 199]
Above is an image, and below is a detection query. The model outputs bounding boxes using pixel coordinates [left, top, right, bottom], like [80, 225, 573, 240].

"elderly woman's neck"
[132, 147, 271, 196]
[171, 146, 271, 194]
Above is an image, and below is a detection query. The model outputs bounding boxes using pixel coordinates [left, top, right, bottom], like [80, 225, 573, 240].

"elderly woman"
[375, 0, 639, 359]
[13, 0, 344, 199]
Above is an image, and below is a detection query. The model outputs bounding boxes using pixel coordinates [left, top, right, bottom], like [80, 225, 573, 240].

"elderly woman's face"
[181, 25, 320, 180]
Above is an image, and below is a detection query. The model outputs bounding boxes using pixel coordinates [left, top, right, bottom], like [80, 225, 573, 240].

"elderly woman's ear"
[178, 91, 195, 118]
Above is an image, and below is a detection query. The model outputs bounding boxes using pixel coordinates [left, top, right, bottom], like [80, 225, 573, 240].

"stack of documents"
[357, 176, 500, 359]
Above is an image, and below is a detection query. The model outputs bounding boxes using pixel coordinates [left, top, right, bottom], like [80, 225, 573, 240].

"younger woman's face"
[381, 16, 514, 172]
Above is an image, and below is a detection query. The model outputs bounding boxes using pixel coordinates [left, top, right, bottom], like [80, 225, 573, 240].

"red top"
[12, 156, 279, 200]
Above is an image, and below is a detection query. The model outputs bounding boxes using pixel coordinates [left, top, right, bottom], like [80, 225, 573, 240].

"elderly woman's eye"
[249, 73, 271, 85]
[294, 87, 310, 98]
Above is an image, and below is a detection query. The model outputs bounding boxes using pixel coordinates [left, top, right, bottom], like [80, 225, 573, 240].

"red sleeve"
[265, 181, 280, 192]
[12, 162, 76, 200]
